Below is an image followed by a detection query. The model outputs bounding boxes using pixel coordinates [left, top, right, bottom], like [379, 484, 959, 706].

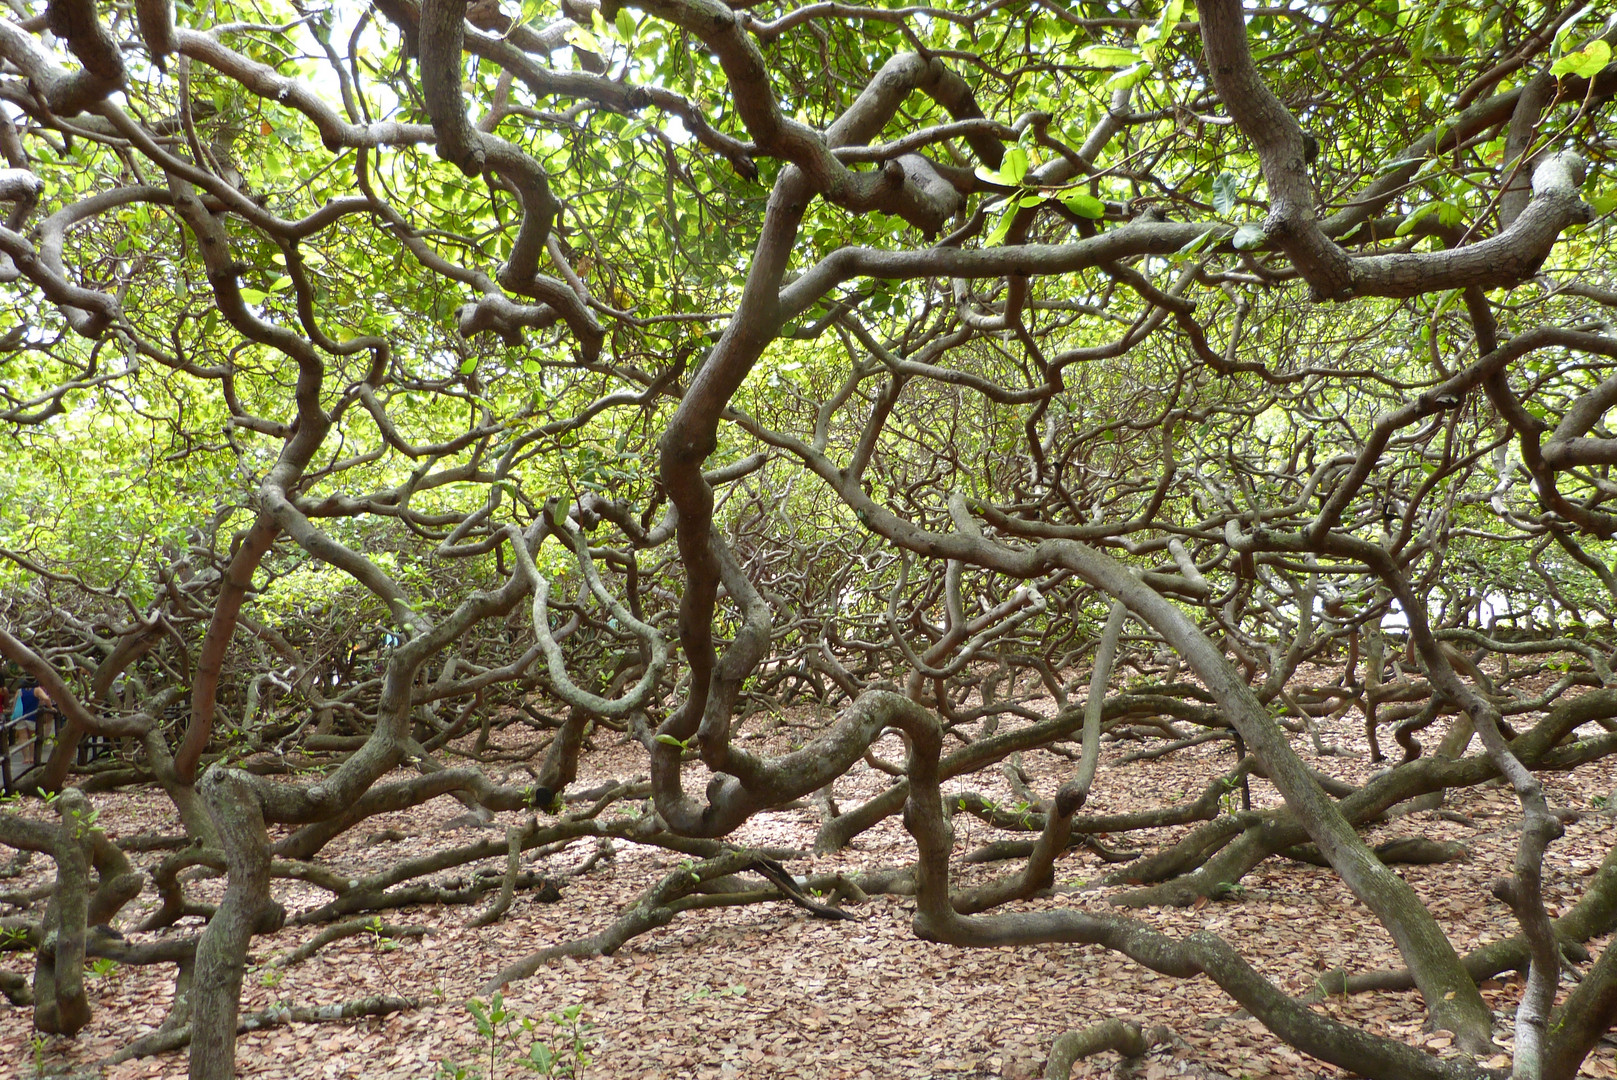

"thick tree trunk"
[189, 768, 278, 1080]
[1542, 937, 1617, 1080]
[32, 789, 93, 1035]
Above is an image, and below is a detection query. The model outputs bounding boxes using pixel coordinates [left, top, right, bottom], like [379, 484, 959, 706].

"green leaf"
[458, 356, 478, 375]
[1431, 288, 1461, 320]
[1554, 7, 1599, 52]
[986, 207, 1016, 245]
[1001, 146, 1030, 185]
[1211, 173, 1240, 218]
[1105, 62, 1153, 89]
[1232, 223, 1266, 250]
[1551, 40, 1612, 79]
[654, 733, 685, 747]
[1136, 22, 1161, 63]
[566, 24, 601, 52]
[1177, 228, 1218, 256]
[1060, 192, 1106, 218]
[1375, 156, 1427, 177]
[1077, 45, 1143, 69]
[238, 287, 266, 305]
[1395, 201, 1458, 236]
[615, 7, 636, 41]
[1393, 208, 1424, 236]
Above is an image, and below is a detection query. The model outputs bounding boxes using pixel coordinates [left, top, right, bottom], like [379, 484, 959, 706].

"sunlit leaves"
[1232, 224, 1266, 250]
[975, 146, 1030, 188]
[1, 0, 1613, 641]
[985, 209, 1017, 245]
[1551, 40, 1613, 80]
[1177, 228, 1220, 256]
[1395, 201, 1462, 236]
[1061, 192, 1106, 219]
[1002, 146, 1030, 186]
[1076, 45, 1141, 69]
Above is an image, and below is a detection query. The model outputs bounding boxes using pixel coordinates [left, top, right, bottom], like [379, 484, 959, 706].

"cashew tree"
[1, 1, 1617, 1078]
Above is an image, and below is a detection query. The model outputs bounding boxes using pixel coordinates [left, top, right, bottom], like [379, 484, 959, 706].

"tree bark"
[188, 768, 278, 1080]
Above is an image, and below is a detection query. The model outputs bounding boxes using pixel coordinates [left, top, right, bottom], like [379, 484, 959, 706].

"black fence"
[1, 706, 112, 796]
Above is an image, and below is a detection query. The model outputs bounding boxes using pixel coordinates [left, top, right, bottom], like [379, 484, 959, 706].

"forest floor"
[4, 673, 1617, 1080]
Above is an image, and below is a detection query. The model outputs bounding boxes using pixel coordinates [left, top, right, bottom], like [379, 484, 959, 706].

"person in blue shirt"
[12, 680, 43, 724]
[9, 677, 52, 755]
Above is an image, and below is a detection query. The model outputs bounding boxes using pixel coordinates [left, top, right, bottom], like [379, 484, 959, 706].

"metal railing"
[1, 706, 112, 795]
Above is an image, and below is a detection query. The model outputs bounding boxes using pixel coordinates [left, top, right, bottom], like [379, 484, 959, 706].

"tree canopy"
[3, 0, 1617, 1077]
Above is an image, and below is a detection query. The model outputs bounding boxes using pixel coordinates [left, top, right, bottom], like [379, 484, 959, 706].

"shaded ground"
[4, 695, 1617, 1080]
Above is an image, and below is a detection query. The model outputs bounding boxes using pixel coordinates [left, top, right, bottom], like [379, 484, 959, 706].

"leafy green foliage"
[442, 996, 595, 1079]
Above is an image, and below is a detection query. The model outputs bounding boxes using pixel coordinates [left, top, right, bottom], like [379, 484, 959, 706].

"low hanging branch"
[1044, 1018, 1153, 1080]
[512, 515, 670, 719]
[2, 4, 1617, 1080]
[271, 918, 431, 969]
[101, 994, 422, 1066]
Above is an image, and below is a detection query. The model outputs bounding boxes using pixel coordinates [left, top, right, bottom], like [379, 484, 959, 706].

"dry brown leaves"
[3, 682, 1616, 1080]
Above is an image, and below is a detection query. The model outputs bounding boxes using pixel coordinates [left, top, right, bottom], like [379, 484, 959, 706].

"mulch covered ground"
[3, 687, 1616, 1079]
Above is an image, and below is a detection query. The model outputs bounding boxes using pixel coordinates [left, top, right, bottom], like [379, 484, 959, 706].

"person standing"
[10, 677, 52, 764]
